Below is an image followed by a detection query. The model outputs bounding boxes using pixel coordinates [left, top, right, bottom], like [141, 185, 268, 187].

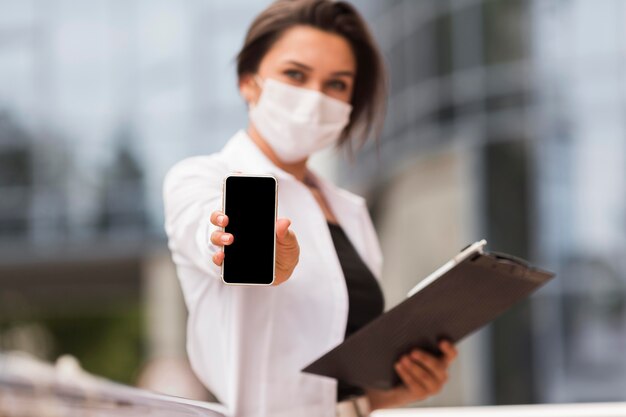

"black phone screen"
[222, 175, 277, 285]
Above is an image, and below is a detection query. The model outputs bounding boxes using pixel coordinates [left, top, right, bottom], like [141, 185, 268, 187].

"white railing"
[372, 402, 626, 417]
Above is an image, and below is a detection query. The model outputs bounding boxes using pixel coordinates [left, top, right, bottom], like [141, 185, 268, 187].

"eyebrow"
[285, 60, 355, 78]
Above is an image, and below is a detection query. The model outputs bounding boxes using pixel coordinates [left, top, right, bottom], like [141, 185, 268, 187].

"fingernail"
[221, 234, 231, 243]
[217, 215, 225, 225]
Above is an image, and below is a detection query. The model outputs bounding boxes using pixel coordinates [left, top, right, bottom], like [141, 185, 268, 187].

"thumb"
[276, 218, 292, 241]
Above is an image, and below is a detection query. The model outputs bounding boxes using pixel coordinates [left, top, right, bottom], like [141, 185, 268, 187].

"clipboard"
[301, 240, 555, 390]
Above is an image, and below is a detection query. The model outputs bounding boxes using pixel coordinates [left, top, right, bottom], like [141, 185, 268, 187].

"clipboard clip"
[407, 240, 487, 298]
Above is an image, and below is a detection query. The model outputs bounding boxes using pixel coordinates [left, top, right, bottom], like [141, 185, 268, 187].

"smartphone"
[221, 174, 277, 285]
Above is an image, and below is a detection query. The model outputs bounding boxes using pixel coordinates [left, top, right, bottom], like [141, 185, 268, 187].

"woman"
[163, 1, 457, 416]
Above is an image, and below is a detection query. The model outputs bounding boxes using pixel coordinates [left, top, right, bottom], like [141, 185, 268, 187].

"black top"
[327, 221, 385, 402]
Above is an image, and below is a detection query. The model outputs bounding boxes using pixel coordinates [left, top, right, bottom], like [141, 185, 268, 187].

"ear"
[239, 74, 260, 106]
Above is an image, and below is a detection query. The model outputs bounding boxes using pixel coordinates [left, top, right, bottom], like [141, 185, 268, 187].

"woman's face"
[241, 25, 356, 104]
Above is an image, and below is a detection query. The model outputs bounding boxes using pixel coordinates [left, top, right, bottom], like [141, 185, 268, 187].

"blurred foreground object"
[0, 352, 227, 417]
[136, 356, 212, 401]
[372, 402, 626, 416]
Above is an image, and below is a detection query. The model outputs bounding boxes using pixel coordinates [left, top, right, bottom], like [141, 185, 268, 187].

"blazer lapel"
[309, 172, 381, 282]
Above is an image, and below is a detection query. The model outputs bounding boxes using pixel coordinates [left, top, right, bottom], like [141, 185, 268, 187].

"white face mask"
[248, 77, 353, 163]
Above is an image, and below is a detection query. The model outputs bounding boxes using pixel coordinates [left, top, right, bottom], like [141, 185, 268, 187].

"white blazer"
[163, 129, 384, 417]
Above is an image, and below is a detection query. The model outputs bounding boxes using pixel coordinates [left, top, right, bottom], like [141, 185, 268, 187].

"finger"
[212, 251, 225, 266]
[273, 218, 300, 286]
[210, 211, 228, 227]
[394, 361, 428, 399]
[439, 340, 458, 366]
[410, 350, 448, 384]
[402, 356, 440, 394]
[275, 218, 292, 241]
[210, 230, 234, 246]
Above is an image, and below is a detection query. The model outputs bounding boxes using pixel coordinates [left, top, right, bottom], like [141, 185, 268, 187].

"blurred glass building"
[0, 0, 266, 393]
[1, 0, 626, 407]
[354, 0, 626, 406]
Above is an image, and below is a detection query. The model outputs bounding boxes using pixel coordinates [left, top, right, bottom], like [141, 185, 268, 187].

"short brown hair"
[236, 0, 387, 148]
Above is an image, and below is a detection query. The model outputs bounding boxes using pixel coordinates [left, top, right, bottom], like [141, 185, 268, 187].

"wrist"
[365, 388, 399, 411]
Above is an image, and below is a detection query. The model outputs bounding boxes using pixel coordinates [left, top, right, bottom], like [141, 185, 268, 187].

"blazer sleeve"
[163, 155, 229, 304]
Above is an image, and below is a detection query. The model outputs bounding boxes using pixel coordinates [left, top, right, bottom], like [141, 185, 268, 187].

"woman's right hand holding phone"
[209, 210, 300, 285]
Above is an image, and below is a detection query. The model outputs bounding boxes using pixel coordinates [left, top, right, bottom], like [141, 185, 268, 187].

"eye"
[327, 79, 347, 91]
[284, 69, 305, 82]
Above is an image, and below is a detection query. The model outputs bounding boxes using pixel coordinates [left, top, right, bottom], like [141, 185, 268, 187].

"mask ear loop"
[253, 74, 264, 88]
[249, 75, 264, 109]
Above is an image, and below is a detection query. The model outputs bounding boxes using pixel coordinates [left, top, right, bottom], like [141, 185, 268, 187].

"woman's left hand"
[365, 340, 458, 411]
